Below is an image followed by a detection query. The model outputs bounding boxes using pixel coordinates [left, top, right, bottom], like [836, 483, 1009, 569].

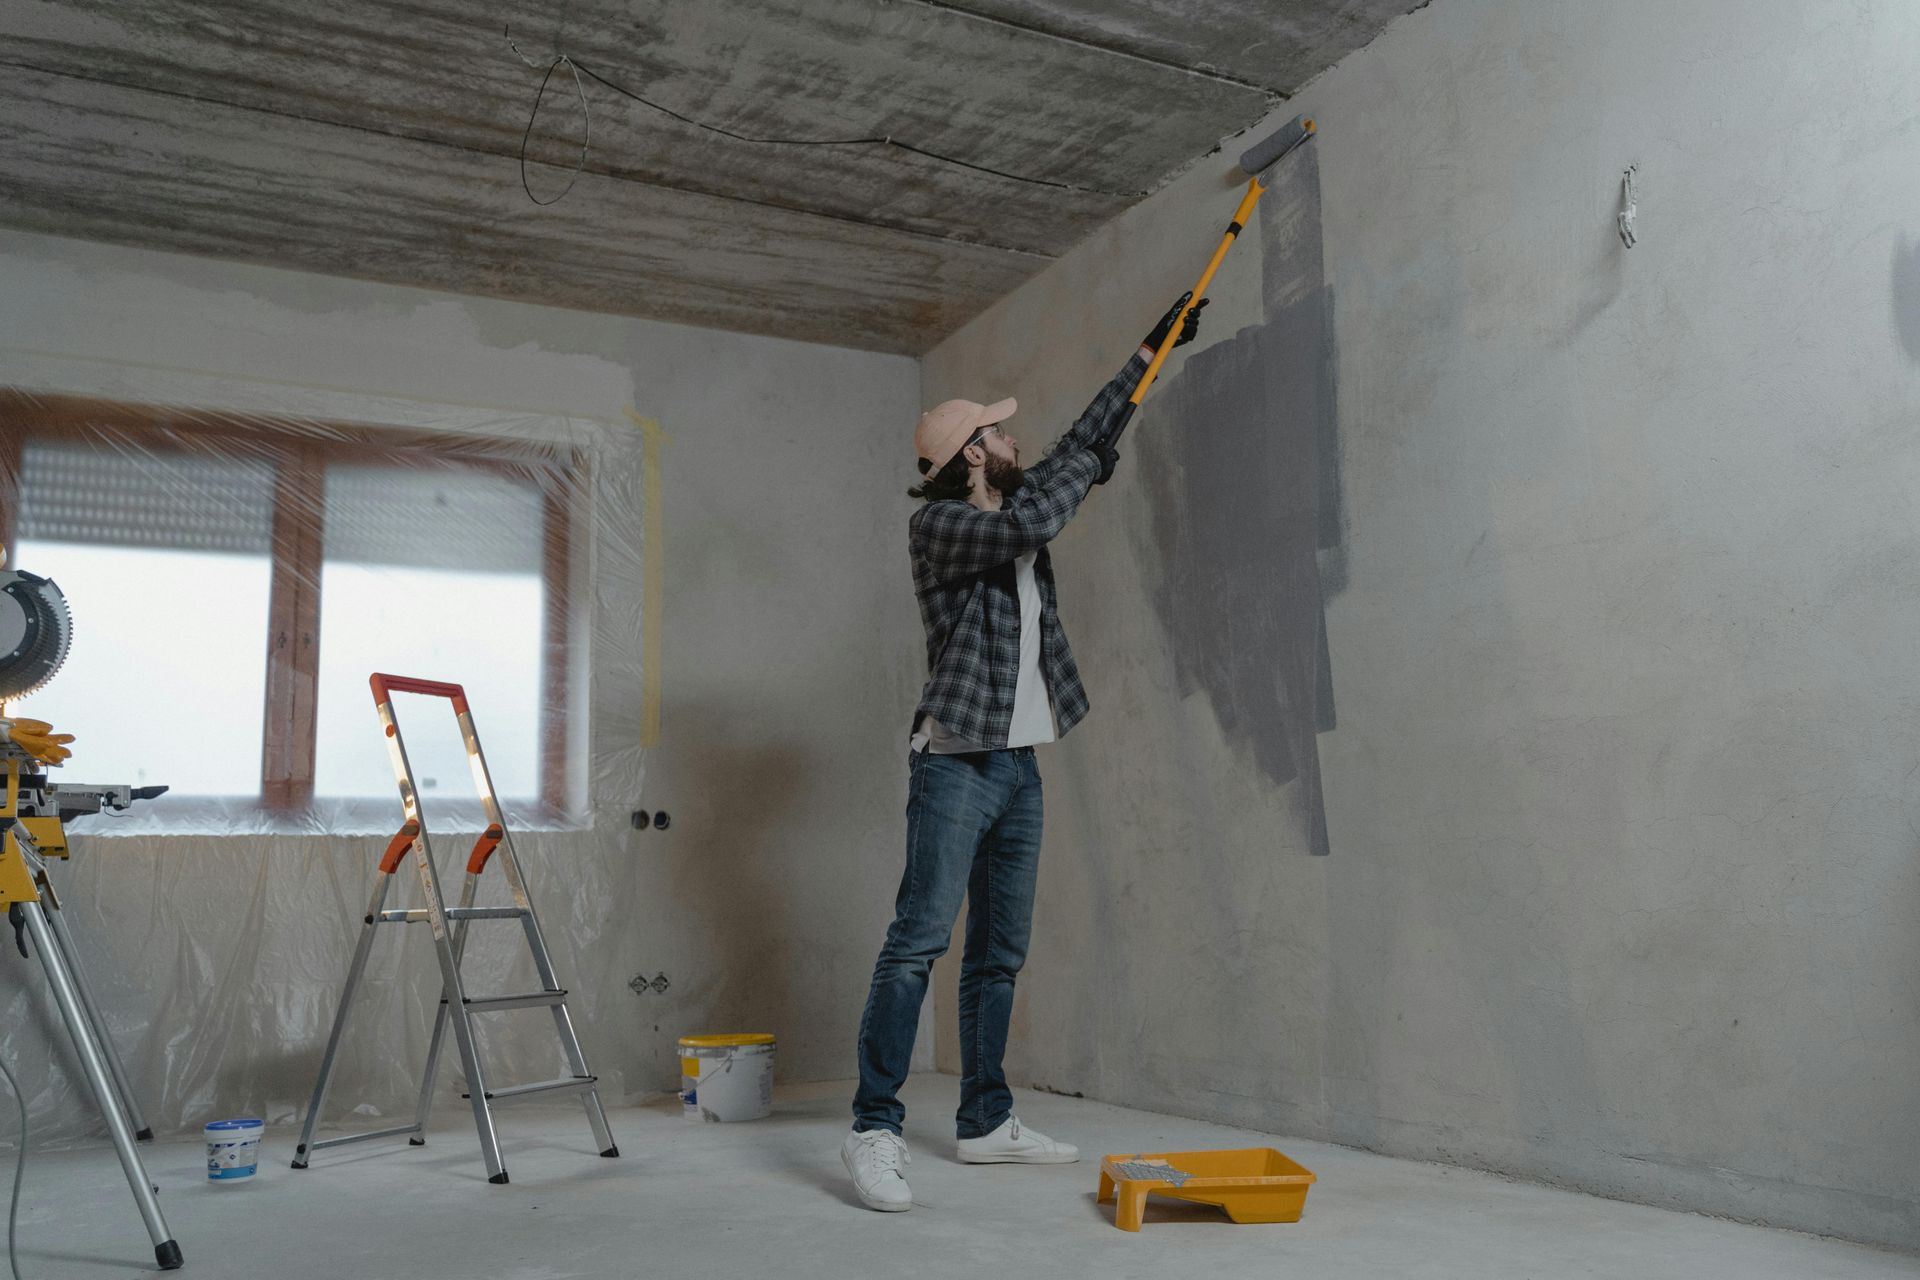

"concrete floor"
[10, 1076, 1914, 1279]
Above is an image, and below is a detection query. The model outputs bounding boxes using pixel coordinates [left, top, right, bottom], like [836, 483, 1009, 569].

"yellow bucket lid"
[678, 1033, 774, 1049]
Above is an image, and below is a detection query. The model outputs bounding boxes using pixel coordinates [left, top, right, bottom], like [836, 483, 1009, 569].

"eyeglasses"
[966, 424, 1006, 449]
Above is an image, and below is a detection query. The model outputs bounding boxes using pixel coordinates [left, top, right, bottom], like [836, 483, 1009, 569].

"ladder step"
[373, 906, 530, 925]
[305, 1123, 422, 1153]
[464, 1076, 597, 1104]
[454, 990, 567, 1012]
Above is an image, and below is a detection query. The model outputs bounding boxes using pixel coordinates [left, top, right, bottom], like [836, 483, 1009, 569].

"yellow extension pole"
[1131, 177, 1267, 406]
[1090, 112, 1315, 466]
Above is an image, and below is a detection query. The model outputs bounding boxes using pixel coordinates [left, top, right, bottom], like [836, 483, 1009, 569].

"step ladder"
[292, 674, 617, 1184]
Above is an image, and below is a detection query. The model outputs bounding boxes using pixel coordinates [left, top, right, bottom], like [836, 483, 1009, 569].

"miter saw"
[0, 563, 167, 856]
[0, 566, 72, 703]
[0, 557, 183, 1270]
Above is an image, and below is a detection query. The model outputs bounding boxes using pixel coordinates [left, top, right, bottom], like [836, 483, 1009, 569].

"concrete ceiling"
[0, 1, 1414, 354]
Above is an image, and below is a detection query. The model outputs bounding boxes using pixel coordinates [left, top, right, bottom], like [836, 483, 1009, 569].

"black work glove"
[1142, 291, 1209, 352]
[1090, 440, 1120, 486]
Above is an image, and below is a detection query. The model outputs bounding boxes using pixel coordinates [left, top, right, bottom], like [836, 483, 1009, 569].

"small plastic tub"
[205, 1119, 264, 1181]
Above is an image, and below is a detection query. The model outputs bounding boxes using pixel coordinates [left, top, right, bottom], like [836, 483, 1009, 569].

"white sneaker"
[842, 1129, 913, 1212]
[955, 1115, 1079, 1164]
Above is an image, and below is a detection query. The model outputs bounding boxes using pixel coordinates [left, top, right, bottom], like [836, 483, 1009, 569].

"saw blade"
[0, 570, 72, 701]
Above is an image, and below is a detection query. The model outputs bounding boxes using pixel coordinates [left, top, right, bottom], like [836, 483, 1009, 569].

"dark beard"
[983, 454, 1026, 496]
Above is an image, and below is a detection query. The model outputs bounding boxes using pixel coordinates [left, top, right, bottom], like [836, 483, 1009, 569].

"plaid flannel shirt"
[907, 353, 1148, 748]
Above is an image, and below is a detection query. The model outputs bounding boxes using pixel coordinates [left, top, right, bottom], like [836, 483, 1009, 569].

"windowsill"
[60, 795, 590, 839]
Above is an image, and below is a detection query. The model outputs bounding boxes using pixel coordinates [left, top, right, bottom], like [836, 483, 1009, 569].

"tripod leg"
[40, 899, 153, 1140]
[19, 903, 181, 1269]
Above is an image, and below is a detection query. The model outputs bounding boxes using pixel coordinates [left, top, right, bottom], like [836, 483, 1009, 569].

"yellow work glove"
[0, 717, 75, 766]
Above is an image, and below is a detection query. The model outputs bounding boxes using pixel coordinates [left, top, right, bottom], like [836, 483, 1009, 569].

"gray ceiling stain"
[0, 0, 1419, 352]
[1139, 144, 1342, 855]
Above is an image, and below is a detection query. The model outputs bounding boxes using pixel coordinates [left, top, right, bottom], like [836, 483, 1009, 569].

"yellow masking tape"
[623, 408, 667, 748]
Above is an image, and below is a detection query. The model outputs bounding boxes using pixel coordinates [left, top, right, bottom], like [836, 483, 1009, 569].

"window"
[0, 393, 583, 828]
[313, 464, 547, 802]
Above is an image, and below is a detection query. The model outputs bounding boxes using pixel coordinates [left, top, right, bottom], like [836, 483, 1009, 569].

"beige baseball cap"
[914, 396, 1016, 476]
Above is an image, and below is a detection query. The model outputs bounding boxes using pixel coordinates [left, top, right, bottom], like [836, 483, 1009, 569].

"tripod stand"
[0, 751, 181, 1270]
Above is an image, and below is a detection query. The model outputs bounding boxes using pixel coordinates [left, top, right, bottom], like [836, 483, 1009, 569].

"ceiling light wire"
[507, 23, 1142, 207]
[510, 27, 591, 206]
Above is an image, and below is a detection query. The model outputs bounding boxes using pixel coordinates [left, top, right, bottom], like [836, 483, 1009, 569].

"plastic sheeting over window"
[322, 462, 544, 571]
[7, 540, 274, 795]
[0, 389, 650, 835]
[315, 464, 549, 806]
[19, 443, 277, 553]
[0, 386, 650, 1150]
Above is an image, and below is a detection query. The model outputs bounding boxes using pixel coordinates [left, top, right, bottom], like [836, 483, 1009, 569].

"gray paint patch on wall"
[1139, 145, 1343, 855]
[1893, 235, 1920, 363]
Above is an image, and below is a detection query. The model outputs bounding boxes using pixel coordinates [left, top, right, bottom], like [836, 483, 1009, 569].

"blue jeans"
[852, 748, 1043, 1139]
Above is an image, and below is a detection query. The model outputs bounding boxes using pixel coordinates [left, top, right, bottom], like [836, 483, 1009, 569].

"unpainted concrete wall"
[921, 0, 1920, 1250]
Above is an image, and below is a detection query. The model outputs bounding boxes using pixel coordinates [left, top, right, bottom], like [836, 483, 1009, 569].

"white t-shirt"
[913, 550, 1058, 753]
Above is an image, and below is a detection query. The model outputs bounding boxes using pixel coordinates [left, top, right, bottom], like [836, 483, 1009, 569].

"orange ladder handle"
[378, 821, 420, 875]
[375, 821, 503, 877]
[466, 825, 506, 876]
[369, 673, 470, 715]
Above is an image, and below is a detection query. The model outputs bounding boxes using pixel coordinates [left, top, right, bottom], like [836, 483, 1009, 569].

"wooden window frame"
[0, 390, 581, 820]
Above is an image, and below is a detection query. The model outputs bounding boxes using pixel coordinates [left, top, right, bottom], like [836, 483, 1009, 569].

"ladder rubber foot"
[135, 1127, 154, 1142]
[409, 1136, 426, 1146]
[156, 1240, 184, 1270]
[601, 1145, 620, 1158]
[489, 1171, 510, 1185]
[290, 1160, 309, 1170]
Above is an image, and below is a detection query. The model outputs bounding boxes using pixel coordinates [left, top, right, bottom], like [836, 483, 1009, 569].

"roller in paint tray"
[1095, 113, 1318, 458]
[678, 1033, 776, 1122]
[1098, 1147, 1317, 1233]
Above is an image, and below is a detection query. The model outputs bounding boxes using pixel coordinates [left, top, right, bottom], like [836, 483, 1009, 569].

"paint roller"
[1095, 114, 1318, 457]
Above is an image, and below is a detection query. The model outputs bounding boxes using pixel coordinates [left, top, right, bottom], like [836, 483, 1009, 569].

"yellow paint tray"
[1098, 1147, 1316, 1232]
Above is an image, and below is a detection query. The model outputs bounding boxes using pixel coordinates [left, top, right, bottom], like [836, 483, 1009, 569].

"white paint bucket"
[678, 1034, 775, 1122]
[205, 1118, 264, 1181]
